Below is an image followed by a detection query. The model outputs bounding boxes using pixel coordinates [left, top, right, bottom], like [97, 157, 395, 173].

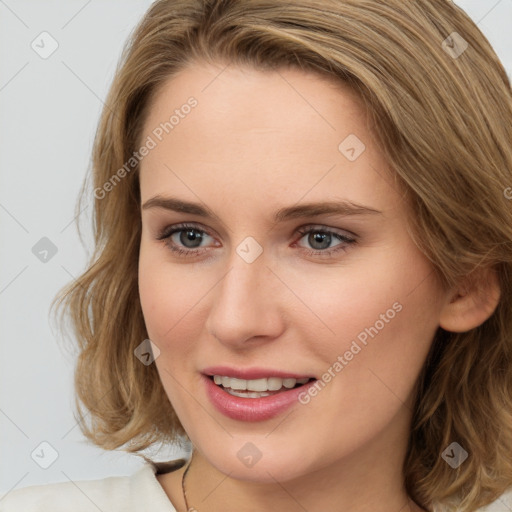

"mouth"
[202, 370, 319, 421]
[207, 374, 317, 398]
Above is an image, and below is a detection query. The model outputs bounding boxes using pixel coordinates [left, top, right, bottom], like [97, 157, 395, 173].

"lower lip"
[203, 374, 317, 422]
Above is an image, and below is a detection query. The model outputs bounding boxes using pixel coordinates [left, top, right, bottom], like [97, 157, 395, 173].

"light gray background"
[1, 0, 511, 507]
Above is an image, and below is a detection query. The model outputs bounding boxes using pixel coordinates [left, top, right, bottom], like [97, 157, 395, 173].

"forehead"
[142, 62, 369, 147]
[138, 62, 399, 216]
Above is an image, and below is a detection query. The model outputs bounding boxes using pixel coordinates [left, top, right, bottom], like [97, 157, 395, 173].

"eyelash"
[156, 223, 357, 259]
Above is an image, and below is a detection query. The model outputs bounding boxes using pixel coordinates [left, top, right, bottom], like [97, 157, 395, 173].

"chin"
[203, 442, 314, 484]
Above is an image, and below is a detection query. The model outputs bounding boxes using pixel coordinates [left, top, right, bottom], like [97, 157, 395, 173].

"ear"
[439, 266, 501, 333]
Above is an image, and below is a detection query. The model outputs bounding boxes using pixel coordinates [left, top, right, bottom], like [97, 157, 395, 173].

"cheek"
[138, 242, 214, 348]
[138, 242, 186, 342]
[138, 244, 166, 340]
[284, 241, 441, 378]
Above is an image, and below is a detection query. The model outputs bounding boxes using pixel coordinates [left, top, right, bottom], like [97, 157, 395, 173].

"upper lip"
[202, 366, 315, 380]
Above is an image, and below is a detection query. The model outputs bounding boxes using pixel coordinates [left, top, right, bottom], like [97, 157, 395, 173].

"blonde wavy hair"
[50, 1, 512, 510]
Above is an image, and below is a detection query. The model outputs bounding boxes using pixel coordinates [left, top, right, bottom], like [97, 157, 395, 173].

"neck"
[182, 430, 425, 512]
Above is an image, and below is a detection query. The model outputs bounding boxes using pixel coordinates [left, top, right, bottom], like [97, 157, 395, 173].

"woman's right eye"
[156, 223, 217, 257]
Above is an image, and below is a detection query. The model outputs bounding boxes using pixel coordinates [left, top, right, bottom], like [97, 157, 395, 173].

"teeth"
[230, 377, 247, 390]
[247, 378, 268, 392]
[226, 389, 271, 398]
[212, 375, 311, 392]
[267, 377, 283, 391]
[283, 378, 297, 389]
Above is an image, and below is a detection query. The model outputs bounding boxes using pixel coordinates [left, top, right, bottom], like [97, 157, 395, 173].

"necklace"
[181, 450, 194, 512]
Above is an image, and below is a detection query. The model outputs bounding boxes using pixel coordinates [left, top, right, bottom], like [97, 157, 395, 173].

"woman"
[3, 1, 511, 511]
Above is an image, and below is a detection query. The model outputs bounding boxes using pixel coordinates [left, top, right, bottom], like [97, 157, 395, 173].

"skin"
[137, 61, 500, 512]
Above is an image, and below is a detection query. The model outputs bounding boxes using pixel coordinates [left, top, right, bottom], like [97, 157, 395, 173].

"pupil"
[309, 232, 331, 250]
[180, 229, 203, 248]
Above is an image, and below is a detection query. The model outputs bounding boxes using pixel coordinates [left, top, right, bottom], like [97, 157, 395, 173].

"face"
[138, 61, 447, 483]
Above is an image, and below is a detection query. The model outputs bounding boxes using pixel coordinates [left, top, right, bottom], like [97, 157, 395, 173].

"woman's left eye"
[156, 223, 357, 258]
[295, 226, 357, 256]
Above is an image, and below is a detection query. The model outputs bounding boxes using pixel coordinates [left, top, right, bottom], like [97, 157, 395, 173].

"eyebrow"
[141, 196, 382, 222]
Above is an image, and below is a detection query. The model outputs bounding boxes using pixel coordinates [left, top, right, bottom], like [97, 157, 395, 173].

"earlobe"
[439, 267, 501, 333]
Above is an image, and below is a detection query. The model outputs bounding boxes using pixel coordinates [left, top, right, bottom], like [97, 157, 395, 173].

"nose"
[205, 245, 286, 349]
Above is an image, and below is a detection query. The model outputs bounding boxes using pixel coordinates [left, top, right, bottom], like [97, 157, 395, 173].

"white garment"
[0, 459, 186, 511]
